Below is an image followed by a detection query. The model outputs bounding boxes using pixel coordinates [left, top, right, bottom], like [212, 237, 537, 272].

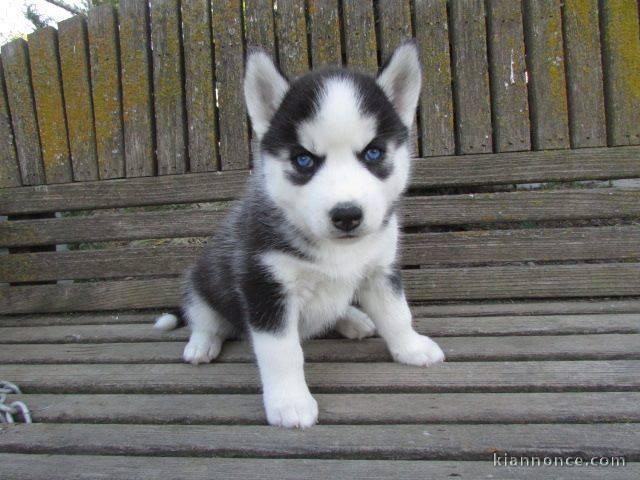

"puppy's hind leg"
[335, 306, 376, 340]
[182, 291, 231, 365]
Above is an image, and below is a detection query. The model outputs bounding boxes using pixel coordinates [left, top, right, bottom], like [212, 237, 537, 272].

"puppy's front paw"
[183, 332, 222, 365]
[264, 389, 318, 428]
[390, 333, 445, 367]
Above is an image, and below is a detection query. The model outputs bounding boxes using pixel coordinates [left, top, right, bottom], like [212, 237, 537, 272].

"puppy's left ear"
[244, 48, 289, 138]
[376, 41, 422, 127]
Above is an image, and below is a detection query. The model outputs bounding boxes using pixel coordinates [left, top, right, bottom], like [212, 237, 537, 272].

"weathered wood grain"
[1, 39, 44, 185]
[413, 0, 455, 157]
[182, 0, 219, 172]
[0, 58, 20, 187]
[273, 0, 308, 78]
[151, 0, 187, 174]
[244, 0, 276, 56]
[3, 225, 640, 282]
[4, 455, 634, 480]
[212, 0, 250, 170]
[485, 0, 530, 152]
[2, 334, 637, 363]
[449, 0, 493, 154]
[307, 0, 341, 68]
[522, 0, 570, 150]
[376, 0, 412, 61]
[27, 27, 72, 184]
[342, 0, 377, 72]
[561, 0, 607, 148]
[88, 5, 125, 179]
[2, 146, 639, 215]
[600, 0, 640, 146]
[2, 263, 640, 313]
[120, 0, 155, 177]
[11, 392, 640, 424]
[0, 361, 637, 393]
[3, 313, 639, 339]
[58, 16, 99, 181]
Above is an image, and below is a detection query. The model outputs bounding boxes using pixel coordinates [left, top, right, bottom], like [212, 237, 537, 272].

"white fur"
[336, 306, 376, 340]
[181, 291, 232, 365]
[154, 313, 179, 331]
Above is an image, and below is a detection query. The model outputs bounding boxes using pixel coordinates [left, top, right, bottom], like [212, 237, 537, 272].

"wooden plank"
[414, 0, 455, 157]
[3, 186, 640, 248]
[11, 392, 640, 424]
[1, 334, 637, 363]
[307, 0, 341, 68]
[4, 455, 634, 480]
[449, 0, 493, 154]
[151, 0, 187, 174]
[274, 0, 309, 78]
[119, 0, 155, 177]
[2, 313, 639, 340]
[376, 0, 412, 61]
[88, 5, 125, 179]
[0, 57, 20, 187]
[600, 0, 640, 146]
[1, 263, 640, 313]
[58, 16, 99, 181]
[182, 0, 219, 172]
[485, 0, 530, 152]
[522, 0, 570, 150]
[3, 225, 640, 282]
[2, 146, 640, 215]
[0, 361, 637, 393]
[1, 39, 44, 185]
[244, 0, 276, 56]
[212, 0, 250, 170]
[342, 0, 377, 72]
[561, 0, 607, 148]
[28, 27, 72, 184]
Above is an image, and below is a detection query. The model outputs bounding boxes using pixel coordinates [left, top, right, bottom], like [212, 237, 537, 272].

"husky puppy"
[155, 41, 445, 428]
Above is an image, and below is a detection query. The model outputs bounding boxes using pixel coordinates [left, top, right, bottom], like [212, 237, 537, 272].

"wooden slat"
[376, 0, 412, 61]
[2, 263, 640, 313]
[414, 0, 455, 157]
[3, 313, 639, 340]
[449, 0, 493, 154]
[307, 0, 341, 68]
[58, 16, 99, 181]
[600, 0, 640, 146]
[212, 0, 250, 170]
[0, 57, 20, 188]
[120, 0, 155, 177]
[2, 334, 637, 363]
[151, 0, 187, 174]
[561, 0, 607, 148]
[485, 0, 530, 152]
[2, 455, 635, 480]
[2, 146, 639, 215]
[273, 0, 308, 78]
[3, 226, 640, 282]
[522, 0, 570, 150]
[1, 39, 44, 185]
[11, 392, 640, 424]
[0, 361, 638, 393]
[88, 5, 125, 179]
[244, 0, 276, 56]
[342, 0, 377, 72]
[3, 187, 640, 248]
[28, 27, 72, 184]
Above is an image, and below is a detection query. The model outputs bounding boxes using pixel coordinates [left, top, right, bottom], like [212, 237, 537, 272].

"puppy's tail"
[153, 311, 186, 331]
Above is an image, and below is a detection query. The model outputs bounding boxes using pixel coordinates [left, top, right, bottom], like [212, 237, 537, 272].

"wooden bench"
[1, 0, 639, 477]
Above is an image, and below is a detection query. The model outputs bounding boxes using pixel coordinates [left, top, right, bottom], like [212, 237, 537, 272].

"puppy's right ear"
[244, 49, 289, 138]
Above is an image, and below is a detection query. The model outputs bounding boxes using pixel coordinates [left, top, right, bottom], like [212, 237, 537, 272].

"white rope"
[0, 381, 32, 424]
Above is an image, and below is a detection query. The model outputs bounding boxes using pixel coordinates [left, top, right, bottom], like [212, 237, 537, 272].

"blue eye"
[363, 147, 383, 163]
[294, 154, 314, 170]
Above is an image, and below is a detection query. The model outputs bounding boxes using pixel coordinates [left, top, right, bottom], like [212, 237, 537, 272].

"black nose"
[330, 203, 363, 232]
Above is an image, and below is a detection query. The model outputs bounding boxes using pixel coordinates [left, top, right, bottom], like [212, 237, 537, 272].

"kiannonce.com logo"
[493, 452, 626, 468]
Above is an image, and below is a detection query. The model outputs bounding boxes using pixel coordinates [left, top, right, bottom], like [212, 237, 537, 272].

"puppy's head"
[244, 42, 421, 242]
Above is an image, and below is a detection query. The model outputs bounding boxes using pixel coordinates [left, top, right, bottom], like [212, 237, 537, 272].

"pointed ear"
[376, 41, 422, 127]
[244, 48, 289, 138]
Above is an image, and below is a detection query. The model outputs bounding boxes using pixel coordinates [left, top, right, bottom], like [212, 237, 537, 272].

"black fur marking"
[387, 265, 404, 295]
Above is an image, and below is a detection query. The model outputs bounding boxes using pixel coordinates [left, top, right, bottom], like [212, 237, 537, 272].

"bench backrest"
[1, 0, 640, 316]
